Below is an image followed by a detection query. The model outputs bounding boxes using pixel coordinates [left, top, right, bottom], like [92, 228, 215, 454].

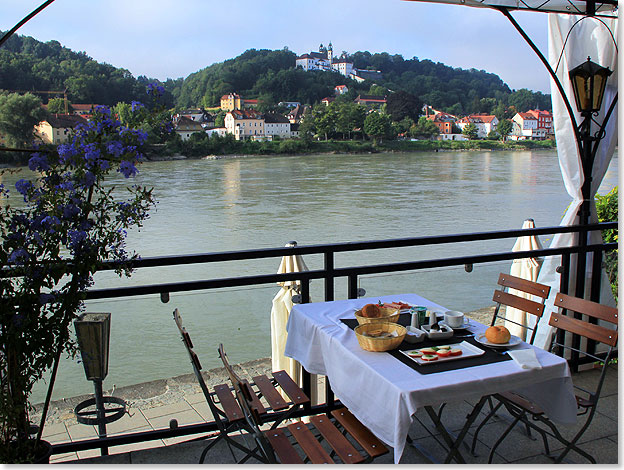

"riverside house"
[34, 114, 87, 144]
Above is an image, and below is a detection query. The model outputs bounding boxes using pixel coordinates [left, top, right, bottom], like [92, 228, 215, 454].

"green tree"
[386, 91, 422, 122]
[47, 98, 70, 114]
[335, 102, 366, 139]
[0, 93, 46, 148]
[497, 119, 513, 141]
[363, 111, 392, 143]
[595, 186, 618, 301]
[411, 116, 439, 140]
[462, 122, 478, 140]
[368, 84, 388, 97]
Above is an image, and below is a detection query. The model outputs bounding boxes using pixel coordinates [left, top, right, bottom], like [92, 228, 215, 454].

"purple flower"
[106, 140, 124, 157]
[82, 171, 96, 187]
[8, 248, 29, 265]
[118, 160, 138, 178]
[58, 144, 78, 164]
[15, 179, 33, 197]
[146, 83, 165, 97]
[68, 230, 88, 248]
[83, 143, 100, 164]
[62, 203, 80, 219]
[131, 101, 144, 112]
[28, 153, 50, 172]
[95, 105, 111, 117]
[39, 293, 56, 304]
[134, 129, 148, 145]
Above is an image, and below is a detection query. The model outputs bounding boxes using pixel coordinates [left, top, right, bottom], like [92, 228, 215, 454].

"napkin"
[508, 348, 542, 370]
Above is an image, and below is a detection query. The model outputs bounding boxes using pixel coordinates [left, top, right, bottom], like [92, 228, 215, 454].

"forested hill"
[0, 32, 176, 107]
[0, 33, 551, 114]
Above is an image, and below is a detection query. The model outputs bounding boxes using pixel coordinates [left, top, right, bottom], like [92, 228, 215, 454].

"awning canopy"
[403, 0, 617, 16]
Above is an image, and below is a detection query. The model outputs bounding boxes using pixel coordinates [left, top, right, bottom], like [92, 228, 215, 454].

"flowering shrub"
[0, 87, 166, 462]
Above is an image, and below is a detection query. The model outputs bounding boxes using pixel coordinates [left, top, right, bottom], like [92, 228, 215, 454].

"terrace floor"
[38, 308, 618, 465]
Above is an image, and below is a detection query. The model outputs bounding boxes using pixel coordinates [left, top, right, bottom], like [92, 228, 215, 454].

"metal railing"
[47, 221, 616, 455]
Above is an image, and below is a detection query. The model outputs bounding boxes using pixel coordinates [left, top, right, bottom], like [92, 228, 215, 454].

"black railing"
[47, 222, 616, 455]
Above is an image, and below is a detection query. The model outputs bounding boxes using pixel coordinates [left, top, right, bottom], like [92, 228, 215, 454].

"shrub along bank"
[156, 134, 556, 158]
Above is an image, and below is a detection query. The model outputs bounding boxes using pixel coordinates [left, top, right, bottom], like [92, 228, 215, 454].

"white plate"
[474, 333, 522, 349]
[400, 341, 485, 365]
[421, 324, 453, 340]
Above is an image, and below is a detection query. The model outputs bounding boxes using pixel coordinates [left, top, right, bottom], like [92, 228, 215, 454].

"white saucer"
[440, 319, 471, 330]
[474, 333, 522, 349]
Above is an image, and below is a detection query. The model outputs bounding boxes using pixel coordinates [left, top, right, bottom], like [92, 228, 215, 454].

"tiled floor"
[44, 363, 618, 464]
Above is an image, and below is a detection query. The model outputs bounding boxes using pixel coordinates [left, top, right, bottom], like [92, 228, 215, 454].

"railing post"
[300, 279, 310, 304]
[348, 274, 358, 299]
[324, 251, 335, 302]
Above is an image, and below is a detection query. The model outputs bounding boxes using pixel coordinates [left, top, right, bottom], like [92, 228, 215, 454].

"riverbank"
[154, 136, 556, 161]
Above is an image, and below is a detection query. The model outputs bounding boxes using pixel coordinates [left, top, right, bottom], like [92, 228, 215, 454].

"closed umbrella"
[270, 242, 315, 400]
[504, 219, 544, 341]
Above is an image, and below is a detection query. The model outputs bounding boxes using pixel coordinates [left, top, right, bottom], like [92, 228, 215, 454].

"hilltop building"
[295, 43, 382, 81]
[220, 93, 258, 111]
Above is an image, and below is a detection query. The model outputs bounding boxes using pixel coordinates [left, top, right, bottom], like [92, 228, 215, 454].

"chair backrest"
[218, 344, 277, 463]
[173, 309, 229, 432]
[548, 293, 618, 402]
[491, 272, 551, 344]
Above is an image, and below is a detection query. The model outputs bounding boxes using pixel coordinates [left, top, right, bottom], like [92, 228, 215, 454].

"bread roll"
[485, 325, 511, 344]
[361, 303, 381, 318]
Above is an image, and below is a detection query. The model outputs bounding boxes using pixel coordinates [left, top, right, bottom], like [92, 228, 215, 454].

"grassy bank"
[157, 135, 556, 159]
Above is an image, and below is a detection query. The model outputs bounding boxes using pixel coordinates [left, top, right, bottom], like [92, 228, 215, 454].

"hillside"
[0, 33, 550, 115]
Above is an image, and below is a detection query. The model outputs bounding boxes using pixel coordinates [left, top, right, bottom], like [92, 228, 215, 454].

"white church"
[295, 43, 354, 77]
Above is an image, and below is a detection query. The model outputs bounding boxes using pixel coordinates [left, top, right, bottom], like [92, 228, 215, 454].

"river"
[10, 149, 616, 403]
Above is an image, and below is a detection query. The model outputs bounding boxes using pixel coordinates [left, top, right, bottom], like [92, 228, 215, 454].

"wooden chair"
[173, 309, 310, 463]
[485, 293, 618, 463]
[218, 343, 390, 464]
[463, 273, 551, 454]
[489, 272, 551, 342]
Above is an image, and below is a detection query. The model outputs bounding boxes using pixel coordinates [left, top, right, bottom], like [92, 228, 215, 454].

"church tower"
[327, 42, 333, 63]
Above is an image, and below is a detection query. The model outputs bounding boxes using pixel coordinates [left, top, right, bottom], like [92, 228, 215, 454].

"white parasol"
[504, 219, 544, 341]
[270, 242, 315, 400]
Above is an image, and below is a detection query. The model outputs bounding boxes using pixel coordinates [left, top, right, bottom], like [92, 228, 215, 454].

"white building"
[264, 113, 292, 139]
[224, 109, 265, 141]
[511, 112, 547, 140]
[296, 43, 355, 77]
[456, 114, 499, 138]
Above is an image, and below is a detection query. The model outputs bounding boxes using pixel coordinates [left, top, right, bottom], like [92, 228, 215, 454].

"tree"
[497, 119, 513, 141]
[0, 93, 46, 148]
[47, 98, 70, 114]
[386, 91, 422, 122]
[462, 122, 478, 140]
[334, 102, 366, 139]
[363, 111, 392, 143]
[411, 116, 439, 140]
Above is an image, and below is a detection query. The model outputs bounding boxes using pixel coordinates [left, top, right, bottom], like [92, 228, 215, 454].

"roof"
[71, 104, 96, 112]
[229, 109, 263, 120]
[264, 113, 290, 124]
[527, 109, 552, 118]
[175, 116, 204, 131]
[355, 94, 387, 103]
[517, 112, 538, 120]
[459, 114, 497, 124]
[44, 114, 87, 128]
[221, 93, 241, 100]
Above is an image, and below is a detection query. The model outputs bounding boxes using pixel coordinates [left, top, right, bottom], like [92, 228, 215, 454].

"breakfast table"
[284, 294, 578, 464]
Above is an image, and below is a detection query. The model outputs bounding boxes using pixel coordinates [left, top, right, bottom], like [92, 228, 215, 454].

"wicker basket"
[354, 322, 407, 352]
[354, 306, 400, 325]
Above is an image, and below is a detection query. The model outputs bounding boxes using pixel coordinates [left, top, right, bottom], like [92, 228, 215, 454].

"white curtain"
[533, 14, 618, 349]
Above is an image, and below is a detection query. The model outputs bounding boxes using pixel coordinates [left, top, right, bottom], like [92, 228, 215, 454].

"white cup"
[444, 310, 465, 328]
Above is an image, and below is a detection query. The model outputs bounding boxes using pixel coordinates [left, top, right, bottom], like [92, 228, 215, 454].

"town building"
[264, 113, 292, 139]
[526, 109, 554, 135]
[278, 101, 301, 108]
[354, 94, 387, 107]
[220, 93, 243, 111]
[174, 116, 204, 141]
[511, 112, 547, 140]
[425, 107, 458, 135]
[334, 85, 349, 95]
[456, 114, 499, 138]
[34, 114, 87, 144]
[224, 109, 265, 140]
[287, 105, 306, 124]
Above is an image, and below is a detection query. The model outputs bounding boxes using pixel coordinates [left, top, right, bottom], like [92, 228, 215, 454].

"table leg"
[424, 396, 488, 464]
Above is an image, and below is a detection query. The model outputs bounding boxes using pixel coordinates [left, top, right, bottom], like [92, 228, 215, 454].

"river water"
[12, 150, 617, 403]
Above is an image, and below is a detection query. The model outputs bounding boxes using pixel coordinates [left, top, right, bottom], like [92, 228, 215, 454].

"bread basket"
[354, 322, 406, 352]
[354, 306, 400, 325]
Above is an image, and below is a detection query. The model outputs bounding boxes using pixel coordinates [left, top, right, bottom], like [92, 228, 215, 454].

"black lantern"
[74, 312, 111, 381]
[568, 56, 612, 113]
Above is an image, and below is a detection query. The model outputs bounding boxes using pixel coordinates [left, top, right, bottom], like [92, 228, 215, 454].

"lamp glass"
[74, 312, 111, 381]
[568, 57, 612, 113]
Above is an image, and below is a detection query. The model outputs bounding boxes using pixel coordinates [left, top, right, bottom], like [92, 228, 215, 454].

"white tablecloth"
[284, 294, 577, 463]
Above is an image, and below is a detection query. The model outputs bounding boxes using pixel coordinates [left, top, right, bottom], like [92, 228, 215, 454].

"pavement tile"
[141, 401, 195, 420]
[188, 400, 213, 421]
[184, 391, 206, 405]
[66, 422, 98, 440]
[41, 423, 70, 444]
[147, 408, 204, 429]
[76, 448, 102, 460]
[109, 439, 166, 456]
[105, 407, 151, 434]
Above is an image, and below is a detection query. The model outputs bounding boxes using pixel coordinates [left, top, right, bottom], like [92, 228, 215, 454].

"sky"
[0, 0, 553, 93]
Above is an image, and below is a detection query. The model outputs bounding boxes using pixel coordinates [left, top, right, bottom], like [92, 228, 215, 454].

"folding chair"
[485, 293, 618, 463]
[218, 343, 390, 464]
[173, 309, 310, 463]
[460, 273, 551, 454]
